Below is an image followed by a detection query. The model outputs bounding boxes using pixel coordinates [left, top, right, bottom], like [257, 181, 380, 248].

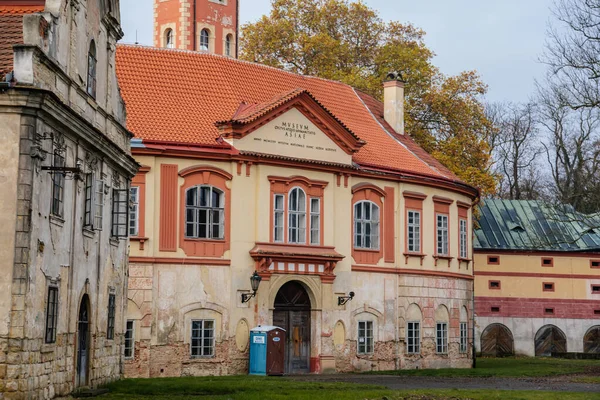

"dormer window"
[87, 40, 97, 98]
[165, 29, 174, 49]
[200, 29, 210, 52]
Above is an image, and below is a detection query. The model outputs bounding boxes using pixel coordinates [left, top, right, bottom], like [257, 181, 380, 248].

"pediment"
[216, 89, 365, 166]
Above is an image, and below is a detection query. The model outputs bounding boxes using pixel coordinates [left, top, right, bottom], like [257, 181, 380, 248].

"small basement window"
[541, 258, 553, 267]
[592, 285, 600, 294]
[594, 310, 600, 315]
[487, 256, 500, 265]
[591, 260, 600, 268]
[543, 282, 555, 292]
[490, 306, 500, 313]
[544, 308, 555, 315]
[489, 280, 501, 289]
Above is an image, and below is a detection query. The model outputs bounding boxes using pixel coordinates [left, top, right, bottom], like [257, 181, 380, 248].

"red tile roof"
[0, 5, 44, 80]
[115, 45, 461, 182]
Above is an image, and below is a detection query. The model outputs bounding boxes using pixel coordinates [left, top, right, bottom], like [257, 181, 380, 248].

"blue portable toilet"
[249, 325, 286, 375]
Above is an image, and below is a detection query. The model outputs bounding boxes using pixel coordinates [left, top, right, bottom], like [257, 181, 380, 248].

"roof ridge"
[116, 44, 360, 89]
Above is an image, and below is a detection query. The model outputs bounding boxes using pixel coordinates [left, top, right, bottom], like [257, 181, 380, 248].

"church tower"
[154, 0, 239, 57]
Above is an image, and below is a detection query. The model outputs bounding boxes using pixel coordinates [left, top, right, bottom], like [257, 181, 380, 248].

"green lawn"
[366, 356, 600, 377]
[100, 377, 600, 400]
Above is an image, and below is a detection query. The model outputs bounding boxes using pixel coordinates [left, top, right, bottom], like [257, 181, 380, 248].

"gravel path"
[289, 373, 600, 393]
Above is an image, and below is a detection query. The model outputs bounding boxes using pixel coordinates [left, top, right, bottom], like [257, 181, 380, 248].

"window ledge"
[109, 237, 120, 247]
[403, 252, 426, 266]
[82, 228, 95, 238]
[49, 215, 65, 227]
[130, 236, 149, 241]
[183, 356, 219, 364]
[183, 238, 226, 243]
[433, 255, 453, 267]
[105, 340, 114, 347]
[458, 257, 472, 263]
[353, 247, 380, 253]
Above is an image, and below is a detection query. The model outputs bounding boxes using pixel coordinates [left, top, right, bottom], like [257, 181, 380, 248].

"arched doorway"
[480, 323, 514, 357]
[76, 295, 90, 387]
[584, 325, 600, 354]
[273, 281, 311, 374]
[535, 324, 567, 356]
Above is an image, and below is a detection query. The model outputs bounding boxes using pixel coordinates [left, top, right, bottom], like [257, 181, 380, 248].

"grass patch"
[365, 357, 600, 378]
[384, 389, 600, 400]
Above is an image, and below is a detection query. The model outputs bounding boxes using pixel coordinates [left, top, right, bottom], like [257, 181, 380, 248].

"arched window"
[165, 29, 174, 49]
[86, 40, 97, 98]
[354, 201, 379, 249]
[185, 185, 224, 239]
[200, 29, 210, 51]
[225, 34, 233, 56]
[288, 187, 306, 244]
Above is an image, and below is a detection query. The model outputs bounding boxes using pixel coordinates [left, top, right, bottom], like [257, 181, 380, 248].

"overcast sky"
[119, 0, 553, 104]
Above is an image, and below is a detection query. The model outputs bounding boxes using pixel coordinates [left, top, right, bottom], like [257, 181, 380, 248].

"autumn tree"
[240, 0, 496, 195]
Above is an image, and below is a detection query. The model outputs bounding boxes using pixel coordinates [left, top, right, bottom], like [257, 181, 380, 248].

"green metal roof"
[474, 199, 600, 252]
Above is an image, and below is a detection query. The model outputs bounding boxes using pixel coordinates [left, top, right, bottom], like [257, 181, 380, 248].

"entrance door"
[480, 323, 514, 357]
[76, 295, 90, 387]
[535, 324, 567, 356]
[273, 281, 311, 374]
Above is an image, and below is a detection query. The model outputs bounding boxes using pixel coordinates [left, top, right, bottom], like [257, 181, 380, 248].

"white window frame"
[436, 214, 449, 256]
[84, 173, 104, 231]
[288, 187, 306, 244]
[406, 321, 420, 354]
[124, 320, 134, 359]
[273, 193, 285, 243]
[200, 29, 210, 51]
[185, 185, 224, 240]
[165, 29, 174, 48]
[459, 321, 468, 353]
[191, 319, 215, 358]
[459, 218, 468, 259]
[310, 197, 320, 245]
[436, 322, 448, 354]
[129, 186, 139, 237]
[407, 210, 421, 253]
[354, 201, 380, 250]
[357, 320, 374, 354]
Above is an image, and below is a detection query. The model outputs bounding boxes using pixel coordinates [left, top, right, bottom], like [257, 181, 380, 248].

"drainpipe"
[472, 266, 476, 368]
[192, 0, 197, 51]
[235, 0, 239, 58]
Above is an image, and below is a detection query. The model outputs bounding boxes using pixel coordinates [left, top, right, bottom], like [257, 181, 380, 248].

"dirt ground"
[289, 373, 600, 393]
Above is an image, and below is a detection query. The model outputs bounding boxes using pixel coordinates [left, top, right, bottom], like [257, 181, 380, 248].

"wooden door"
[76, 296, 90, 387]
[535, 325, 567, 356]
[480, 323, 514, 357]
[273, 281, 311, 374]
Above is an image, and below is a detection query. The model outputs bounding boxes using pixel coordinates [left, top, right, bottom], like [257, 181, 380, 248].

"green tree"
[240, 0, 496, 195]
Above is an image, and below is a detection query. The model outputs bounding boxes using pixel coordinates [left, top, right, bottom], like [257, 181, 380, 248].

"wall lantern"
[241, 271, 262, 303]
[338, 291, 355, 306]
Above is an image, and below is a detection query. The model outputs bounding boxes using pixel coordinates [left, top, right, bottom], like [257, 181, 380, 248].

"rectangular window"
[459, 219, 468, 259]
[407, 210, 421, 253]
[459, 322, 468, 353]
[84, 174, 104, 230]
[543, 282, 555, 292]
[112, 189, 129, 238]
[191, 319, 215, 357]
[50, 151, 65, 217]
[595, 310, 600, 315]
[406, 321, 420, 354]
[592, 285, 600, 293]
[357, 320, 373, 354]
[489, 280, 501, 289]
[310, 198, 320, 245]
[273, 194, 285, 242]
[591, 260, 600, 268]
[436, 214, 449, 255]
[129, 187, 139, 236]
[124, 320, 134, 359]
[436, 322, 448, 354]
[491, 306, 500, 313]
[45, 287, 58, 344]
[541, 258, 553, 267]
[354, 202, 380, 250]
[544, 308, 555, 315]
[487, 256, 500, 265]
[185, 186, 225, 240]
[107, 294, 115, 340]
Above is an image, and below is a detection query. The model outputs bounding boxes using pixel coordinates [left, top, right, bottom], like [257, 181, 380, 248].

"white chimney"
[383, 72, 405, 135]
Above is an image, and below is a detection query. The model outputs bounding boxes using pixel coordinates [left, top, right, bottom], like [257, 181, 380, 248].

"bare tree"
[543, 0, 600, 110]
[537, 81, 600, 213]
[487, 102, 545, 200]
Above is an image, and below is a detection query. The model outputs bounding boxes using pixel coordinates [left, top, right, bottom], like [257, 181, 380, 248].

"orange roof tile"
[115, 45, 461, 182]
[0, 4, 44, 80]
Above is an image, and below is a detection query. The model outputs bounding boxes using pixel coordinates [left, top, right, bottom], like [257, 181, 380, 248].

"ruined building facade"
[0, 1, 137, 398]
[116, 45, 477, 377]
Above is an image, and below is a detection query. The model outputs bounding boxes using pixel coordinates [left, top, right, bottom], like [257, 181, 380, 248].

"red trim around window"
[352, 183, 386, 265]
